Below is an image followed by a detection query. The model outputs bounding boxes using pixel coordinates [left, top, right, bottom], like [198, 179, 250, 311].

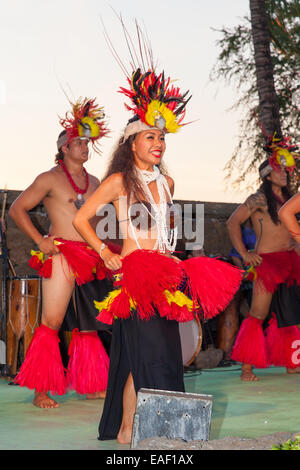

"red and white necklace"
[58, 159, 89, 209]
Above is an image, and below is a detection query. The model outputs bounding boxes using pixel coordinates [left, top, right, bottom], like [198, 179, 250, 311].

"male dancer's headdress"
[103, 17, 192, 142]
[259, 133, 299, 179]
[57, 97, 109, 153]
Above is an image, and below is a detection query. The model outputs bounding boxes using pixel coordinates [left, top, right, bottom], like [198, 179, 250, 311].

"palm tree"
[249, 0, 282, 140]
[268, 0, 300, 61]
[211, 0, 299, 189]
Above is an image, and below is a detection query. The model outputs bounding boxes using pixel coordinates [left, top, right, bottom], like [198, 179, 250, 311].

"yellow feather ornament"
[145, 100, 180, 133]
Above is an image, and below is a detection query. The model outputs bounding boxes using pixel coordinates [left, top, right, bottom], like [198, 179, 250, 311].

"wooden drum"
[6, 276, 42, 376]
[179, 317, 202, 366]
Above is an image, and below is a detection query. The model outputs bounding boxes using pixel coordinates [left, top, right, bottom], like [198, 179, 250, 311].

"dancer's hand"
[242, 251, 262, 267]
[169, 255, 181, 263]
[101, 247, 123, 271]
[37, 235, 60, 256]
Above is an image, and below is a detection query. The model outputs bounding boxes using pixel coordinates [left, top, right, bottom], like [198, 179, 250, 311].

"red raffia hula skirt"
[255, 250, 300, 293]
[28, 238, 121, 285]
[94, 250, 243, 325]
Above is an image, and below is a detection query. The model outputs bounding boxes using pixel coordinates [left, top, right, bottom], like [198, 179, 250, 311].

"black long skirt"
[270, 282, 300, 328]
[98, 311, 185, 440]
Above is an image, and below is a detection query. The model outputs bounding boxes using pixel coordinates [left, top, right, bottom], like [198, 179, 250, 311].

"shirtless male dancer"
[9, 98, 110, 408]
[227, 158, 300, 381]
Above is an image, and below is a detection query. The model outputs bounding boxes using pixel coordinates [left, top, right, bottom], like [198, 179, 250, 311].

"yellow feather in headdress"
[78, 116, 101, 139]
[145, 100, 180, 133]
[275, 147, 296, 168]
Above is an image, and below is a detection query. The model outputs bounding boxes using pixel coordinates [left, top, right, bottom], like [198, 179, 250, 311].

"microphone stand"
[0, 189, 10, 376]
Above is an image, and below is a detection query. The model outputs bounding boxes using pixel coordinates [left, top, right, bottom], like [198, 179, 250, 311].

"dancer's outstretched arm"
[279, 192, 300, 244]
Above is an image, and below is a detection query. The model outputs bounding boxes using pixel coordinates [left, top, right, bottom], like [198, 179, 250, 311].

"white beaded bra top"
[128, 166, 178, 252]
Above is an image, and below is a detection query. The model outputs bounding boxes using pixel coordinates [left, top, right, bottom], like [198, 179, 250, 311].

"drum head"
[179, 318, 202, 366]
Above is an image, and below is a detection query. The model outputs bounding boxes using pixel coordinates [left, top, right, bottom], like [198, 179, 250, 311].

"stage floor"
[1, 365, 300, 450]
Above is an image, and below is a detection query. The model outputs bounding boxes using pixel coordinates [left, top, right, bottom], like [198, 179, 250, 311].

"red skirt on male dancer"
[14, 238, 118, 397]
[231, 250, 300, 369]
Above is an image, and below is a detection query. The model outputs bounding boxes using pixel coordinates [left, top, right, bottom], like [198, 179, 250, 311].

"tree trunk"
[249, 0, 282, 139]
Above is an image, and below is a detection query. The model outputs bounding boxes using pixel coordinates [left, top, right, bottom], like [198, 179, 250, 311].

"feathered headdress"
[263, 133, 299, 174]
[57, 97, 109, 153]
[103, 16, 191, 141]
[120, 69, 191, 134]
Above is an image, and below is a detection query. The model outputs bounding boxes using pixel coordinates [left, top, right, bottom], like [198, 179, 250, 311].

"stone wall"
[174, 199, 239, 258]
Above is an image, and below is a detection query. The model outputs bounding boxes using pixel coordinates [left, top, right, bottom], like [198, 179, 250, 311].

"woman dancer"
[73, 23, 242, 444]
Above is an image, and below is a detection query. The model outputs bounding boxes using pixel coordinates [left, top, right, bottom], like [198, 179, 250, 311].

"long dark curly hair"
[102, 133, 168, 200]
[259, 160, 293, 225]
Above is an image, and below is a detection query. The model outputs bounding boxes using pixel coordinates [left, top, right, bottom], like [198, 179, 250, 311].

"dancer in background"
[227, 136, 300, 381]
[9, 98, 111, 408]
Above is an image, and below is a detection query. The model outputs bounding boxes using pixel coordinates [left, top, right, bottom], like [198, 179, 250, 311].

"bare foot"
[86, 391, 106, 400]
[33, 391, 59, 409]
[241, 364, 259, 382]
[287, 367, 300, 374]
[117, 427, 132, 445]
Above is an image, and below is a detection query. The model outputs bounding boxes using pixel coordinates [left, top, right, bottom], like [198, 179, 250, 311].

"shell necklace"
[129, 165, 177, 252]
